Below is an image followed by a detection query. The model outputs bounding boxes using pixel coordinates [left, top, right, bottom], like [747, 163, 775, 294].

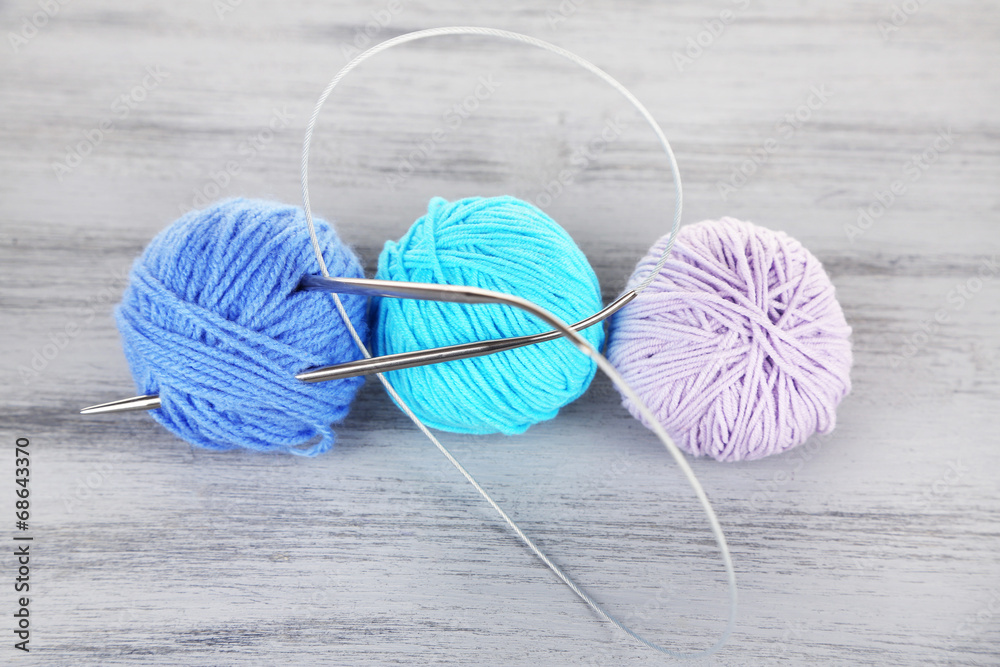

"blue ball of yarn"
[372, 196, 604, 435]
[114, 198, 369, 456]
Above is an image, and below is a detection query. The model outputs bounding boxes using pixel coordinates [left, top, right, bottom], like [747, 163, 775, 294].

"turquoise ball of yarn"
[114, 198, 369, 456]
[372, 196, 604, 435]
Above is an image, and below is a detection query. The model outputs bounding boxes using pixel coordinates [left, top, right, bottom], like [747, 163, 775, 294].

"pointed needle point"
[80, 394, 161, 415]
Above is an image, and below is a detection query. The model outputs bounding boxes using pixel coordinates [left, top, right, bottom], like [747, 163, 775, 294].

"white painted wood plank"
[1, 1, 998, 664]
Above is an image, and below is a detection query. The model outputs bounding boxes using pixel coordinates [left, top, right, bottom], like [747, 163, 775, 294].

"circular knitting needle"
[80, 276, 636, 415]
[296, 276, 636, 383]
[79, 393, 162, 415]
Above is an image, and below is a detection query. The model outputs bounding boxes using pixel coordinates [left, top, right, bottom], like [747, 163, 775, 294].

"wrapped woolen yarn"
[607, 217, 852, 462]
[372, 195, 605, 435]
[114, 198, 369, 456]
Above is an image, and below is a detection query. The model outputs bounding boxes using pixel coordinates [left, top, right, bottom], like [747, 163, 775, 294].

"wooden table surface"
[1, 1, 998, 665]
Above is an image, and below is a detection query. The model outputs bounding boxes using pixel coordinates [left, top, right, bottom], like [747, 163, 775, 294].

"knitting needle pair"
[80, 275, 637, 415]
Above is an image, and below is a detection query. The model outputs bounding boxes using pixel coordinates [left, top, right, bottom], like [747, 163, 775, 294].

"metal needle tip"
[80, 394, 161, 415]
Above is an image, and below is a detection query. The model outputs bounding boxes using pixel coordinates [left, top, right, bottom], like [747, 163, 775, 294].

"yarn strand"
[300, 27, 736, 659]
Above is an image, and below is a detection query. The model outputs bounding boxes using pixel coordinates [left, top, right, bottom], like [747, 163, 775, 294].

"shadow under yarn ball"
[114, 198, 369, 456]
[372, 196, 605, 435]
[607, 217, 853, 462]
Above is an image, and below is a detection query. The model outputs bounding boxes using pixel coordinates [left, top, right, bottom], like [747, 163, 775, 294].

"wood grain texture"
[1, 0, 998, 665]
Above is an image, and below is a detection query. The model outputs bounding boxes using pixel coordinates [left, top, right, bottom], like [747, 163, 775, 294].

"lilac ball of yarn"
[607, 217, 852, 462]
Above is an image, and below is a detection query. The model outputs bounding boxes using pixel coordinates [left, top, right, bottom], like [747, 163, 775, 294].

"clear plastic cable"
[300, 26, 736, 658]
